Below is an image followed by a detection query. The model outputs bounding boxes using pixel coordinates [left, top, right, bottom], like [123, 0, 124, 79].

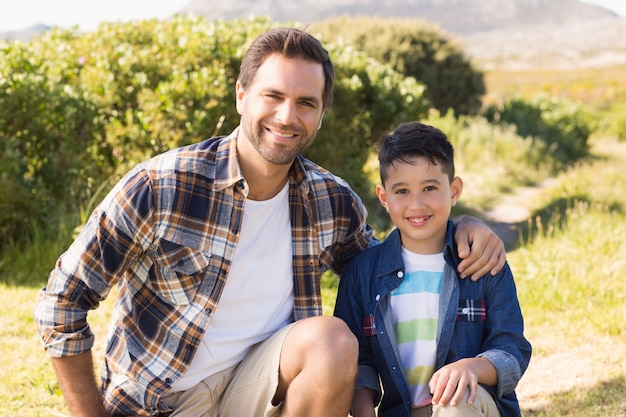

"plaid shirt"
[34, 128, 375, 416]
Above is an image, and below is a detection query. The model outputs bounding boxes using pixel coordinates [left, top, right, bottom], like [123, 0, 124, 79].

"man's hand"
[454, 216, 505, 280]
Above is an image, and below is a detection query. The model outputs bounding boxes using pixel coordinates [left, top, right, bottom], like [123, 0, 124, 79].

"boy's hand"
[429, 359, 479, 407]
[429, 358, 497, 407]
[454, 216, 505, 280]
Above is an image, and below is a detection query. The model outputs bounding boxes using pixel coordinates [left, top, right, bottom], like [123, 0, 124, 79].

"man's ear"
[235, 80, 245, 115]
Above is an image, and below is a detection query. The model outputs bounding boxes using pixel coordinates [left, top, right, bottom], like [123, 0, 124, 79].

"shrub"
[484, 93, 595, 166]
[0, 16, 429, 245]
[310, 16, 486, 116]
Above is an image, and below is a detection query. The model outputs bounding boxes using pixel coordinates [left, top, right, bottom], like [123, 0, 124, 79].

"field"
[1, 28, 626, 417]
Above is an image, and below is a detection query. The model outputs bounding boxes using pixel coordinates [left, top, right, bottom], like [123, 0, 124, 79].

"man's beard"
[241, 120, 316, 166]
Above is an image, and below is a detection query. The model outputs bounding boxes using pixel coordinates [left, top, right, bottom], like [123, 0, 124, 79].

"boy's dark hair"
[378, 122, 455, 184]
[238, 27, 335, 110]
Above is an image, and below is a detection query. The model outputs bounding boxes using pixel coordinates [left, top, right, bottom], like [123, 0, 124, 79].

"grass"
[2, 56, 626, 415]
[2, 138, 625, 416]
[497, 138, 626, 416]
[483, 63, 626, 109]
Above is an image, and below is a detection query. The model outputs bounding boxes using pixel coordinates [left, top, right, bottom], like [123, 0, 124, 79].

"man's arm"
[453, 216, 506, 280]
[50, 352, 110, 417]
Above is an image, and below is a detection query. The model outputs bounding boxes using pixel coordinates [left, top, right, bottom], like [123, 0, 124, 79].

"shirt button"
[375, 294, 381, 301]
[397, 271, 404, 278]
[462, 308, 469, 314]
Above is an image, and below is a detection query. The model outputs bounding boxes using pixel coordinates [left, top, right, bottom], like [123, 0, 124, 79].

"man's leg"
[274, 316, 358, 417]
[220, 316, 358, 417]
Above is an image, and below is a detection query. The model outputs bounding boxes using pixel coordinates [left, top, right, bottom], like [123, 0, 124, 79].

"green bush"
[606, 101, 626, 141]
[0, 16, 429, 245]
[0, 44, 104, 244]
[310, 17, 486, 116]
[484, 94, 595, 166]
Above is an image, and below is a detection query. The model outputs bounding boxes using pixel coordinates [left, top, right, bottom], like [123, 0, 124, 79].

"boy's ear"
[376, 184, 389, 212]
[450, 176, 463, 207]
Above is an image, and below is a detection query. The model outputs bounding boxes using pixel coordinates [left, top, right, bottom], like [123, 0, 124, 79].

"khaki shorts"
[160, 323, 296, 417]
[411, 385, 500, 417]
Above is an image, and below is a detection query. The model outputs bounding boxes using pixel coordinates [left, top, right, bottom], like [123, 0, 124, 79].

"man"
[35, 27, 505, 417]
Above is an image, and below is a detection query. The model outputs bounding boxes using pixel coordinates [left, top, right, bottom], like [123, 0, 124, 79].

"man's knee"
[283, 316, 357, 372]
[300, 316, 357, 356]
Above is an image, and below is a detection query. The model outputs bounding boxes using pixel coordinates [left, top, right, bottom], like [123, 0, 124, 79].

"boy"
[334, 122, 531, 417]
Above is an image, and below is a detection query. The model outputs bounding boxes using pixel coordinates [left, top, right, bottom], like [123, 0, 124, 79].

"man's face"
[236, 53, 326, 166]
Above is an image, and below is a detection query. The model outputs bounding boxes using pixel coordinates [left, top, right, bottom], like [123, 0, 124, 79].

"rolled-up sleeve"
[34, 168, 151, 357]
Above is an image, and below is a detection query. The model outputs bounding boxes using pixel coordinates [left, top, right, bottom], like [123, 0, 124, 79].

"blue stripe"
[393, 271, 442, 295]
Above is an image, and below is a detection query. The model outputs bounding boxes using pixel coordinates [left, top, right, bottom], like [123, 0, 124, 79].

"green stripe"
[396, 318, 438, 343]
[406, 364, 436, 386]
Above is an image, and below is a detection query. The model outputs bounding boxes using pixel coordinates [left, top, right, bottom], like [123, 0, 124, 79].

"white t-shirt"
[390, 247, 444, 407]
[170, 182, 294, 391]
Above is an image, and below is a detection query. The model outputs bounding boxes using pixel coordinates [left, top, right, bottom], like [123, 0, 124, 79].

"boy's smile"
[376, 156, 463, 254]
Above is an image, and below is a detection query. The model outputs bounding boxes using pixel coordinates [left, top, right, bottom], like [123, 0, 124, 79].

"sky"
[0, 0, 624, 33]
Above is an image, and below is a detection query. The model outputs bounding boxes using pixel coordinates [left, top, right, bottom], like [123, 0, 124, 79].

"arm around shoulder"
[453, 216, 506, 280]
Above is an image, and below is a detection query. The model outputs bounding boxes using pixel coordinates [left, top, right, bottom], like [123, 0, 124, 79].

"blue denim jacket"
[334, 221, 532, 417]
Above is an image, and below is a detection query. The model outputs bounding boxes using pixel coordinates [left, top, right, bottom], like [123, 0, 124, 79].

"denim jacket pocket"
[150, 239, 212, 306]
[363, 314, 377, 337]
[456, 299, 486, 322]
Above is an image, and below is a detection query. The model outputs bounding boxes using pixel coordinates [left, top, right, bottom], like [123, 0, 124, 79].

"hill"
[2, 0, 624, 70]
[180, 0, 615, 34]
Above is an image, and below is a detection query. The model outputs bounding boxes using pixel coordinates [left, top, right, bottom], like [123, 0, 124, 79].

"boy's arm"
[350, 388, 377, 417]
[334, 260, 383, 412]
[429, 357, 497, 407]
[453, 216, 505, 280]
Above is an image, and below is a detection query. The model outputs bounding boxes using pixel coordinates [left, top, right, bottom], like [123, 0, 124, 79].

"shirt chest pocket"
[150, 240, 213, 306]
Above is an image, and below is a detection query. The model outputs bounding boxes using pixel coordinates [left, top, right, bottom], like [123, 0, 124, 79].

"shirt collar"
[211, 127, 244, 192]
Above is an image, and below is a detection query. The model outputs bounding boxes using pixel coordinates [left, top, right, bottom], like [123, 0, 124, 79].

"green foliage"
[606, 101, 626, 141]
[484, 94, 596, 166]
[310, 16, 486, 116]
[423, 110, 554, 210]
[0, 15, 428, 246]
[0, 43, 104, 243]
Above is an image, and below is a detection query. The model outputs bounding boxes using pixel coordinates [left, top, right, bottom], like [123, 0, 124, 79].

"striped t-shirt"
[390, 247, 444, 408]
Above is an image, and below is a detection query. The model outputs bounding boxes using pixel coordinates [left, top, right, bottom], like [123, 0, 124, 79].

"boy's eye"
[424, 186, 438, 191]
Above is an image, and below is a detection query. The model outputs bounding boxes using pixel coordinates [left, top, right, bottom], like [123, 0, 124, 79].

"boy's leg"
[431, 385, 500, 417]
[220, 315, 358, 417]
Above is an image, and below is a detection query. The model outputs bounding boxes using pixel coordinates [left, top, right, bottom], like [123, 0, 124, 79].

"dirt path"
[482, 178, 559, 250]
[480, 173, 626, 413]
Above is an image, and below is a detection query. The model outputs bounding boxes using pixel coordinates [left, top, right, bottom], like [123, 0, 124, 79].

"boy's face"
[376, 156, 463, 254]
